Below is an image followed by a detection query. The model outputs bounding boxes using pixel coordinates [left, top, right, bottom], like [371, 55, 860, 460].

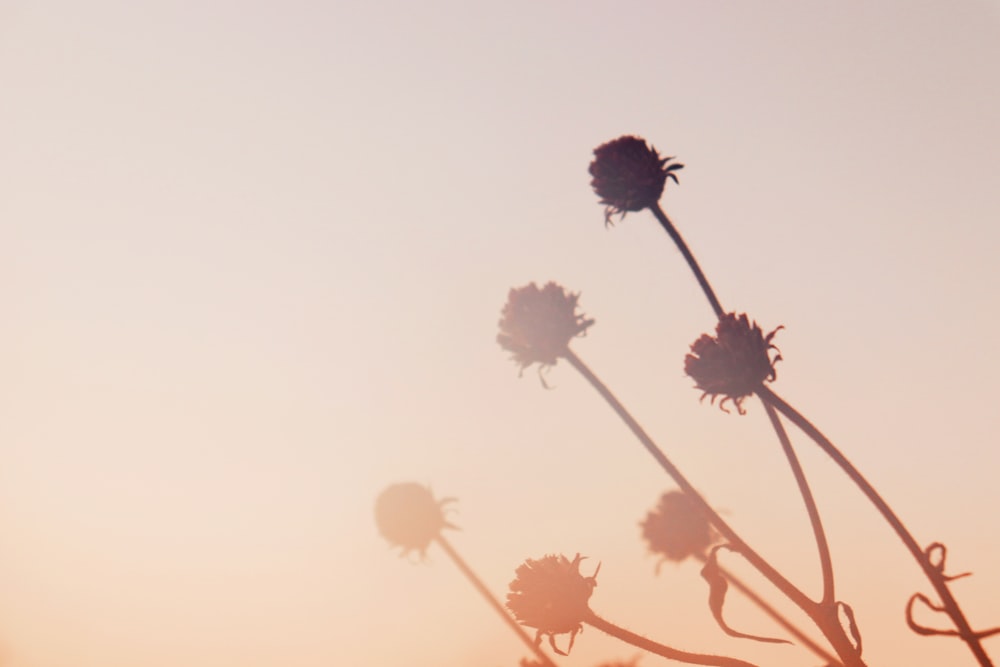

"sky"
[2, 1, 1000, 666]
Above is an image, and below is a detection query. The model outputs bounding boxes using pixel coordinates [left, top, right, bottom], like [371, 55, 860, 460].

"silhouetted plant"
[506, 553, 758, 667]
[377, 133, 998, 667]
[589, 134, 997, 665]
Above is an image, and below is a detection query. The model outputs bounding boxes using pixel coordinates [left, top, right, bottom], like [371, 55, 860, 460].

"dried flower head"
[641, 490, 714, 567]
[374, 482, 457, 559]
[497, 282, 594, 384]
[684, 313, 783, 414]
[506, 553, 600, 655]
[589, 135, 683, 225]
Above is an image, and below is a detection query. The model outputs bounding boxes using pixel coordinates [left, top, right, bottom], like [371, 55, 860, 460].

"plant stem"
[434, 535, 559, 667]
[562, 349, 865, 666]
[693, 554, 842, 666]
[649, 203, 725, 319]
[761, 399, 835, 605]
[757, 385, 995, 667]
[562, 349, 810, 612]
[584, 609, 759, 667]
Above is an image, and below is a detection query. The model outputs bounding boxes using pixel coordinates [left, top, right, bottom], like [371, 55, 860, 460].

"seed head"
[589, 135, 683, 225]
[374, 482, 457, 559]
[684, 313, 783, 414]
[640, 490, 714, 567]
[497, 282, 594, 383]
[506, 553, 599, 655]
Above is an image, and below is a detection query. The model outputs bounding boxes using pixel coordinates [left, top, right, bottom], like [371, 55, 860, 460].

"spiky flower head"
[497, 282, 594, 383]
[374, 482, 457, 559]
[589, 135, 683, 225]
[684, 313, 783, 415]
[641, 490, 714, 567]
[506, 553, 600, 655]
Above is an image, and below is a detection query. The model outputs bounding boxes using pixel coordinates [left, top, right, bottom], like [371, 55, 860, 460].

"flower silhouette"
[684, 313, 782, 414]
[589, 135, 683, 225]
[497, 282, 594, 383]
[641, 490, 714, 567]
[374, 482, 457, 559]
[507, 553, 600, 655]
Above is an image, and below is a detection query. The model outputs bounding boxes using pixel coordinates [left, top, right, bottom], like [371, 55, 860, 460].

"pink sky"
[2, 1, 999, 666]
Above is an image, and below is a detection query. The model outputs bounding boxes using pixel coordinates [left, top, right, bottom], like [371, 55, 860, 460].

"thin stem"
[693, 554, 841, 666]
[562, 348, 867, 666]
[584, 609, 758, 667]
[757, 385, 994, 667]
[561, 350, 812, 615]
[761, 399, 836, 605]
[648, 203, 725, 319]
[434, 535, 558, 667]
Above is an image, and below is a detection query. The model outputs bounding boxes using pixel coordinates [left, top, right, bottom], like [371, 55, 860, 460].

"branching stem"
[562, 349, 866, 666]
[694, 554, 841, 666]
[757, 385, 994, 667]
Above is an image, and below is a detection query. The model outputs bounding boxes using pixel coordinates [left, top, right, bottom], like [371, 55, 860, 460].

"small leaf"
[837, 601, 863, 656]
[700, 545, 790, 645]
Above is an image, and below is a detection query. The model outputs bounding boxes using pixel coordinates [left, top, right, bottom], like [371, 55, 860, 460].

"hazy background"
[2, 1, 999, 666]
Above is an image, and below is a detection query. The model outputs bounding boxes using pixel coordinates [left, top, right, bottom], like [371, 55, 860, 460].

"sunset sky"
[2, 1, 1000, 666]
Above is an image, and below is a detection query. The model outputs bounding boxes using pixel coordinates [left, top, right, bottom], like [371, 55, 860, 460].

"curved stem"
[648, 204, 725, 319]
[584, 609, 758, 667]
[693, 554, 841, 666]
[761, 399, 835, 605]
[757, 385, 994, 667]
[434, 535, 559, 667]
[562, 348, 867, 666]
[561, 350, 813, 614]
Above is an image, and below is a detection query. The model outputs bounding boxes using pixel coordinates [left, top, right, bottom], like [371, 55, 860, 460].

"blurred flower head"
[641, 490, 714, 567]
[375, 482, 457, 559]
[589, 135, 683, 225]
[684, 313, 782, 414]
[497, 282, 594, 383]
[506, 553, 600, 655]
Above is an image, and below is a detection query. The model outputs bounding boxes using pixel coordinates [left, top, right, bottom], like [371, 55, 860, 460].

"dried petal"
[684, 313, 782, 414]
[589, 135, 683, 224]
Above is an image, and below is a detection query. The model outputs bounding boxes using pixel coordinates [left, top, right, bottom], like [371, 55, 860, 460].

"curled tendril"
[925, 542, 972, 582]
[905, 593, 1000, 640]
[906, 593, 959, 637]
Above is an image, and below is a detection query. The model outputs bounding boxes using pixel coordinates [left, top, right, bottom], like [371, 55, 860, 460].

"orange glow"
[2, 2, 999, 666]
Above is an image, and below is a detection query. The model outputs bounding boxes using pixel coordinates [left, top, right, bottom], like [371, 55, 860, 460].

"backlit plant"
[377, 135, 999, 667]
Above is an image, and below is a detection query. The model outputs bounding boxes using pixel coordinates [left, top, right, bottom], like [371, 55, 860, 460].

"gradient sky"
[2, 1, 999, 666]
